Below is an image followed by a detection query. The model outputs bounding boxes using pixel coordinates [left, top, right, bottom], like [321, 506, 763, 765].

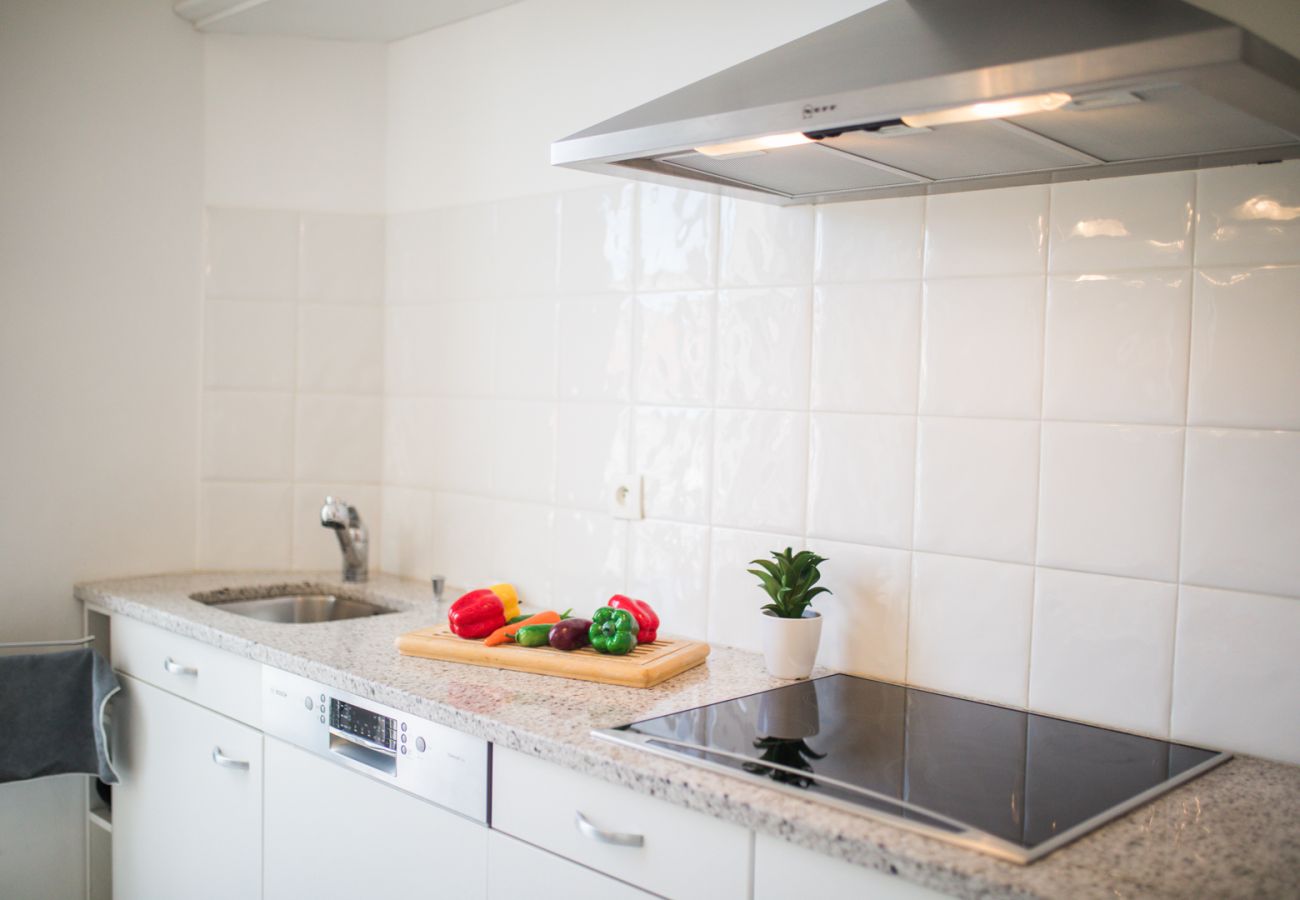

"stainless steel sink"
[195, 592, 394, 623]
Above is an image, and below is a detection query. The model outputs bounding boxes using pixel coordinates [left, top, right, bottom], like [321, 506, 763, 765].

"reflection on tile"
[1037, 423, 1183, 581]
[920, 276, 1045, 418]
[807, 413, 915, 548]
[1181, 428, 1300, 598]
[634, 407, 711, 523]
[1043, 273, 1191, 425]
[811, 282, 920, 414]
[1188, 266, 1300, 430]
[557, 295, 632, 401]
[1172, 585, 1300, 764]
[628, 520, 710, 640]
[1030, 568, 1176, 736]
[924, 185, 1047, 277]
[719, 197, 813, 287]
[1049, 171, 1193, 272]
[715, 287, 811, 409]
[907, 552, 1033, 707]
[1195, 159, 1300, 267]
[637, 185, 717, 290]
[633, 291, 712, 405]
[815, 196, 924, 282]
[558, 183, 634, 293]
[805, 539, 911, 683]
[711, 409, 807, 534]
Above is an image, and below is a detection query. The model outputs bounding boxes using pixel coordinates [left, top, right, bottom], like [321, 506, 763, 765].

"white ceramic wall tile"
[924, 185, 1048, 278]
[1172, 585, 1300, 764]
[489, 501, 555, 608]
[806, 413, 915, 549]
[557, 183, 635, 294]
[297, 304, 383, 394]
[385, 210, 440, 304]
[711, 409, 808, 535]
[628, 520, 711, 640]
[814, 196, 924, 283]
[430, 397, 494, 494]
[1043, 273, 1191, 425]
[555, 402, 631, 511]
[431, 492, 495, 588]
[810, 281, 920, 414]
[434, 203, 497, 301]
[294, 394, 383, 483]
[199, 482, 293, 570]
[706, 528, 803, 654]
[1188, 266, 1300, 430]
[1037, 422, 1184, 581]
[292, 483, 380, 571]
[299, 212, 384, 303]
[637, 184, 717, 291]
[492, 299, 558, 400]
[920, 276, 1045, 418]
[804, 539, 911, 683]
[913, 417, 1039, 564]
[1181, 428, 1300, 598]
[1048, 171, 1194, 273]
[430, 301, 495, 397]
[379, 485, 435, 579]
[1194, 159, 1300, 267]
[201, 391, 294, 481]
[495, 192, 559, 297]
[552, 509, 628, 609]
[206, 208, 299, 299]
[634, 407, 711, 524]
[633, 291, 713, 406]
[491, 399, 556, 503]
[384, 305, 438, 396]
[556, 295, 632, 401]
[907, 552, 1034, 707]
[715, 287, 812, 409]
[204, 300, 296, 390]
[382, 397, 437, 487]
[1029, 568, 1176, 736]
[719, 197, 814, 287]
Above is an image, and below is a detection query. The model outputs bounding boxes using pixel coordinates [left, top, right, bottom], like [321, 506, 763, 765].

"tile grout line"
[903, 198, 930, 686]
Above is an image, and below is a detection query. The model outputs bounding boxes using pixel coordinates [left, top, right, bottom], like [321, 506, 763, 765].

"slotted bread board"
[395, 623, 710, 688]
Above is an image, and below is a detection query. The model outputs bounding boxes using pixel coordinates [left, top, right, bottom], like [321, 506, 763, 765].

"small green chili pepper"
[589, 607, 638, 655]
[514, 623, 554, 647]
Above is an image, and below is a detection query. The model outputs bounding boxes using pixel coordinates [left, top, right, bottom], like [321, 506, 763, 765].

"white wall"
[380, 1, 1300, 764]
[0, 0, 204, 895]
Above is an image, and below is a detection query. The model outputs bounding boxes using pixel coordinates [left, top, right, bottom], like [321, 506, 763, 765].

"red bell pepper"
[448, 588, 507, 639]
[607, 595, 659, 644]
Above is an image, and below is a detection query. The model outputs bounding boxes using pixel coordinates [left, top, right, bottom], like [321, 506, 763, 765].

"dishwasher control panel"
[262, 667, 488, 823]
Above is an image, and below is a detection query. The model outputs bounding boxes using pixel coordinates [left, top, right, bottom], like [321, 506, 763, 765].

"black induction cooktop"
[594, 674, 1230, 863]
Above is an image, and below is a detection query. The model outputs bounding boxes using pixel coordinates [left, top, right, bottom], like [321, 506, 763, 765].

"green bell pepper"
[589, 607, 638, 655]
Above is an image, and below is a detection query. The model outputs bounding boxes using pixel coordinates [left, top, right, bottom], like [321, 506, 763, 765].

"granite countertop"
[77, 572, 1300, 900]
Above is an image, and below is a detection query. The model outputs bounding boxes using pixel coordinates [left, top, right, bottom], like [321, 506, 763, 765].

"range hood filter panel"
[663, 143, 919, 198]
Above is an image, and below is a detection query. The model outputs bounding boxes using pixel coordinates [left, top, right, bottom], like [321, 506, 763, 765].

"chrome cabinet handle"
[211, 747, 249, 771]
[574, 810, 644, 848]
[163, 657, 198, 677]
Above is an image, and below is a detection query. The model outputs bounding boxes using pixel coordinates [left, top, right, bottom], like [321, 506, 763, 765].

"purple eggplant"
[548, 617, 593, 651]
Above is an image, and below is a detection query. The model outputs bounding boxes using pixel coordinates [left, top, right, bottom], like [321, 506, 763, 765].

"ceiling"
[173, 0, 523, 42]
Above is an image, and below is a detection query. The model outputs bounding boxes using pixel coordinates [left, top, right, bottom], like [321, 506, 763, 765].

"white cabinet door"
[487, 831, 654, 900]
[754, 833, 953, 900]
[263, 737, 488, 900]
[112, 675, 262, 900]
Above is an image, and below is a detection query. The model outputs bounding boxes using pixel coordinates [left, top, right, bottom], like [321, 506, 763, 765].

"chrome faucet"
[320, 496, 368, 583]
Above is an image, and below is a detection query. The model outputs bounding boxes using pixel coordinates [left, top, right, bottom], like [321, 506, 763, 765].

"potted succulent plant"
[748, 548, 831, 680]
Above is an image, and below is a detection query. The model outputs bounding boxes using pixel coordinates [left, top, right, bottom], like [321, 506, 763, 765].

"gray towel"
[0, 648, 120, 784]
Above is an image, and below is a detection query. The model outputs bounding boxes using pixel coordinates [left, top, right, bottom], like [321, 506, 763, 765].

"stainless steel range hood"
[552, 0, 1300, 205]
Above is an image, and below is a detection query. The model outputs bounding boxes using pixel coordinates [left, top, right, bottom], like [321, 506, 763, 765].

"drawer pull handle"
[163, 657, 198, 677]
[211, 747, 250, 771]
[575, 811, 644, 848]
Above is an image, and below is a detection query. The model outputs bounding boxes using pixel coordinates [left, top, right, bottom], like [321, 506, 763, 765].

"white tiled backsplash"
[202, 160, 1300, 763]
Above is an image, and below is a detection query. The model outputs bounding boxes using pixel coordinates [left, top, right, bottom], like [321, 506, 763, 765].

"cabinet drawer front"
[754, 833, 953, 900]
[492, 747, 750, 900]
[488, 831, 655, 900]
[112, 616, 260, 726]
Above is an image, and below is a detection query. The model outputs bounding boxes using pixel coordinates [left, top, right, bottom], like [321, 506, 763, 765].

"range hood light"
[695, 131, 813, 158]
[900, 92, 1073, 128]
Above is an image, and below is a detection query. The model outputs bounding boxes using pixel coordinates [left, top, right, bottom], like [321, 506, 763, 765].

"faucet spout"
[320, 496, 368, 582]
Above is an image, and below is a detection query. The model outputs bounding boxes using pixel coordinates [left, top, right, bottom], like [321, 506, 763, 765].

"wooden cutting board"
[395, 623, 710, 688]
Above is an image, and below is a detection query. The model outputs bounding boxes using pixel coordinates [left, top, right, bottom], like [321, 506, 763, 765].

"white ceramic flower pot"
[760, 610, 823, 680]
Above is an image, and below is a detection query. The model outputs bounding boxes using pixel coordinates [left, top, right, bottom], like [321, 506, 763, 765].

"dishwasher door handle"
[575, 810, 645, 848]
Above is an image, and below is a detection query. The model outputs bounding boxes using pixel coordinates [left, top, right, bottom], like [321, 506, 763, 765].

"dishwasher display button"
[304, 696, 314, 711]
[415, 737, 426, 753]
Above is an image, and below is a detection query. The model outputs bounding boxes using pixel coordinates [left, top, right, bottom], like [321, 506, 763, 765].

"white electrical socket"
[610, 474, 644, 520]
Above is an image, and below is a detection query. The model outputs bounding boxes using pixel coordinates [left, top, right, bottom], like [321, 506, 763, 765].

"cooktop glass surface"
[600, 674, 1228, 862]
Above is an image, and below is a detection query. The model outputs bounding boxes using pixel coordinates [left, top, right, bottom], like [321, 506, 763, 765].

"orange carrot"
[483, 610, 562, 646]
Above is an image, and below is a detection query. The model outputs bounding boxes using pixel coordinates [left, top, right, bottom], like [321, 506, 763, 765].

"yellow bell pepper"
[488, 583, 521, 620]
